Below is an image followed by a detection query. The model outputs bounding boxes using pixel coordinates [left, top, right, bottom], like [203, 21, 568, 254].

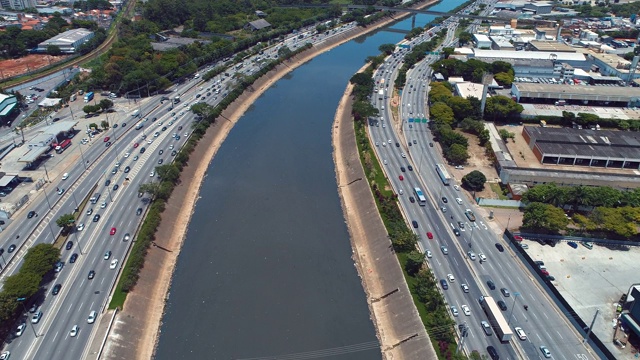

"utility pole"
[456, 322, 468, 354]
[583, 309, 599, 344]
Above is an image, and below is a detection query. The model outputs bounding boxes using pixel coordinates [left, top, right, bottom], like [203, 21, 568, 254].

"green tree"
[139, 182, 162, 198]
[21, 244, 60, 277]
[155, 164, 180, 183]
[351, 100, 378, 122]
[378, 43, 396, 55]
[522, 202, 568, 233]
[484, 95, 523, 122]
[458, 31, 473, 45]
[390, 229, 418, 252]
[99, 99, 114, 111]
[3, 272, 41, 299]
[101, 120, 109, 129]
[55, 213, 75, 231]
[494, 72, 513, 86]
[46, 45, 61, 56]
[190, 102, 217, 122]
[445, 143, 470, 165]
[462, 170, 487, 191]
[405, 250, 425, 275]
[446, 96, 473, 122]
[498, 128, 515, 142]
[430, 102, 455, 124]
[478, 129, 490, 146]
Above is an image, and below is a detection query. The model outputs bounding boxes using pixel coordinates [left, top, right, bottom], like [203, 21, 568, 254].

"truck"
[554, 100, 566, 106]
[378, 89, 384, 100]
[465, 209, 476, 222]
[55, 139, 72, 154]
[84, 91, 94, 102]
[479, 296, 513, 342]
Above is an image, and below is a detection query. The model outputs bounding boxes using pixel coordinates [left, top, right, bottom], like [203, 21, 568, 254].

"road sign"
[422, 118, 428, 123]
[408, 118, 414, 123]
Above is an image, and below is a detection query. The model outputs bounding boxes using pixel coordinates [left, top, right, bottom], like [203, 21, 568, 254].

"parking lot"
[523, 239, 640, 359]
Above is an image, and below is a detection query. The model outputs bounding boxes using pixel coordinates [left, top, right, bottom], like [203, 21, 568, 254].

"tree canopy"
[462, 170, 486, 191]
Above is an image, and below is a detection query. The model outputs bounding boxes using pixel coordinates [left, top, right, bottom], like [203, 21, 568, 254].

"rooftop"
[472, 49, 587, 62]
[528, 40, 577, 52]
[41, 28, 93, 45]
[514, 83, 640, 100]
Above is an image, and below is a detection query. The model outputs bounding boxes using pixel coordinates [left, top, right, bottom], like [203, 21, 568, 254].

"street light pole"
[16, 298, 39, 338]
[42, 162, 51, 183]
[507, 292, 520, 325]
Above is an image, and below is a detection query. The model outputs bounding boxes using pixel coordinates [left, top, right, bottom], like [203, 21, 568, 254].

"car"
[51, 284, 62, 295]
[461, 305, 471, 316]
[68, 253, 79, 264]
[16, 323, 26, 337]
[568, 241, 578, 249]
[500, 288, 510, 297]
[540, 346, 551, 358]
[478, 253, 487, 262]
[487, 280, 496, 290]
[409, 196, 415, 203]
[28, 211, 37, 219]
[441, 197, 448, 203]
[450, 305, 459, 316]
[112, 184, 119, 191]
[111, 167, 117, 174]
[407, 165, 413, 171]
[455, 165, 464, 170]
[487, 346, 499, 360]
[93, 214, 101, 222]
[453, 185, 460, 191]
[429, 142, 433, 147]
[520, 243, 529, 249]
[133, 156, 139, 161]
[400, 167, 406, 172]
[57, 188, 65, 195]
[88, 310, 97, 324]
[70, 325, 79, 337]
[447, 273, 455, 282]
[105, 141, 112, 147]
[154, 132, 160, 137]
[124, 152, 130, 158]
[467, 251, 476, 260]
[88, 270, 95, 279]
[461, 283, 469, 293]
[104, 251, 112, 260]
[123, 233, 131, 241]
[455, 197, 463, 205]
[158, 159, 164, 165]
[62, 173, 69, 180]
[136, 208, 143, 216]
[140, 147, 146, 154]
[121, 122, 126, 127]
[514, 235, 523, 242]
[110, 227, 116, 235]
[426, 232, 433, 239]
[178, 126, 183, 131]
[514, 327, 527, 340]
[7, 244, 16, 253]
[29, 304, 37, 313]
[66, 241, 73, 250]
[401, 153, 406, 158]
[453, 228, 460, 236]
[426, 250, 432, 258]
[395, 142, 400, 147]
[159, 149, 164, 155]
[497, 300, 507, 311]
[32, 311, 42, 324]
[441, 246, 448, 255]
[103, 136, 110, 142]
[481, 321, 493, 336]
[110, 259, 118, 269]
[100, 201, 107, 209]
[440, 279, 448, 290]
[113, 124, 118, 128]
[495, 243, 504, 252]
[411, 220, 418, 228]
[399, 175, 403, 181]
[150, 171, 155, 177]
[412, 139, 417, 144]
[133, 143, 139, 148]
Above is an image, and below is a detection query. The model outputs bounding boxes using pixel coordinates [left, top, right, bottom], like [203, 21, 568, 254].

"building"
[35, 6, 73, 15]
[524, 1, 552, 15]
[0, 0, 36, 10]
[580, 29, 599, 42]
[621, 286, 640, 344]
[528, 40, 577, 53]
[454, 82, 486, 100]
[512, 82, 640, 107]
[36, 28, 94, 54]
[0, 93, 18, 125]
[27, 133, 55, 148]
[470, 49, 588, 69]
[489, 25, 515, 36]
[587, 51, 640, 83]
[491, 36, 514, 50]
[473, 34, 492, 49]
[522, 126, 640, 169]
[245, 19, 271, 31]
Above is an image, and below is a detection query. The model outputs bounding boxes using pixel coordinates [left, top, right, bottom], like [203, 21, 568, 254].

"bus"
[435, 164, 451, 185]
[55, 139, 71, 154]
[413, 187, 427, 206]
[479, 296, 513, 342]
[84, 91, 94, 102]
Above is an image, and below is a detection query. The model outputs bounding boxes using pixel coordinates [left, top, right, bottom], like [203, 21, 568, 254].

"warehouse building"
[470, 49, 589, 70]
[36, 28, 94, 53]
[473, 34, 492, 49]
[512, 83, 640, 107]
[522, 126, 640, 169]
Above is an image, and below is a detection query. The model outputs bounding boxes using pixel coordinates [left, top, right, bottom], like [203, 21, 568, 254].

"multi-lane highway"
[369, 1, 597, 359]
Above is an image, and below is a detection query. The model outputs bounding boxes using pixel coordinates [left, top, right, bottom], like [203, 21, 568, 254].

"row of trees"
[82, 99, 114, 115]
[521, 183, 640, 209]
[0, 244, 60, 321]
[431, 57, 516, 87]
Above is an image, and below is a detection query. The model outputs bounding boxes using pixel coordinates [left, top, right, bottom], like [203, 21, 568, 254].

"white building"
[580, 29, 598, 42]
[0, 0, 36, 10]
[489, 25, 515, 36]
[28, 133, 55, 148]
[37, 28, 94, 54]
[473, 34, 492, 49]
[454, 82, 486, 100]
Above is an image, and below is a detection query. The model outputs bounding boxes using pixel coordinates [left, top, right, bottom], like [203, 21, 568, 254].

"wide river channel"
[155, 1, 467, 358]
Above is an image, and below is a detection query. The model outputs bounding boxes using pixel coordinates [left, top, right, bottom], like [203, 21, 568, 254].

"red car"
[514, 235, 523, 242]
[426, 232, 433, 239]
[103, 136, 110, 142]
[399, 175, 404, 181]
[133, 142, 139, 148]
[110, 227, 117, 235]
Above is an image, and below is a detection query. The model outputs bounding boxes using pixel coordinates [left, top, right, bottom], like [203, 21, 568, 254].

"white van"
[62, 173, 69, 180]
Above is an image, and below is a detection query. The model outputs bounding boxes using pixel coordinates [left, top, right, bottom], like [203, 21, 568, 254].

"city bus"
[413, 187, 427, 206]
[435, 164, 451, 185]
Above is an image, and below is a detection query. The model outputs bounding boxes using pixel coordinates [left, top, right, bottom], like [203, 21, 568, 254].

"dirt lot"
[0, 54, 69, 79]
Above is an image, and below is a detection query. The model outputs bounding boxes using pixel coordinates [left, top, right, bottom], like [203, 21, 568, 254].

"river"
[154, 1, 467, 359]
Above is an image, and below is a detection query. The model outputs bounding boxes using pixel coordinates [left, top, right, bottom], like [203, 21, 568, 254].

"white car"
[62, 173, 69, 180]
[110, 259, 118, 269]
[467, 251, 476, 261]
[447, 273, 455, 282]
[453, 185, 460, 191]
[150, 171, 155, 177]
[388, 139, 392, 143]
[401, 153, 406, 158]
[154, 132, 160, 137]
[426, 250, 432, 258]
[147, 139, 153, 144]
[514, 327, 527, 340]
[382, 142, 386, 147]
[70, 325, 79, 337]
[124, 152, 130, 158]
[461, 283, 469, 293]
[450, 306, 458, 317]
[87, 310, 97, 324]
[455, 197, 463, 205]
[76, 223, 85, 231]
[461, 305, 471, 316]
[100, 202, 107, 209]
[478, 253, 487, 262]
[0, 351, 10, 360]
[16, 323, 26, 336]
